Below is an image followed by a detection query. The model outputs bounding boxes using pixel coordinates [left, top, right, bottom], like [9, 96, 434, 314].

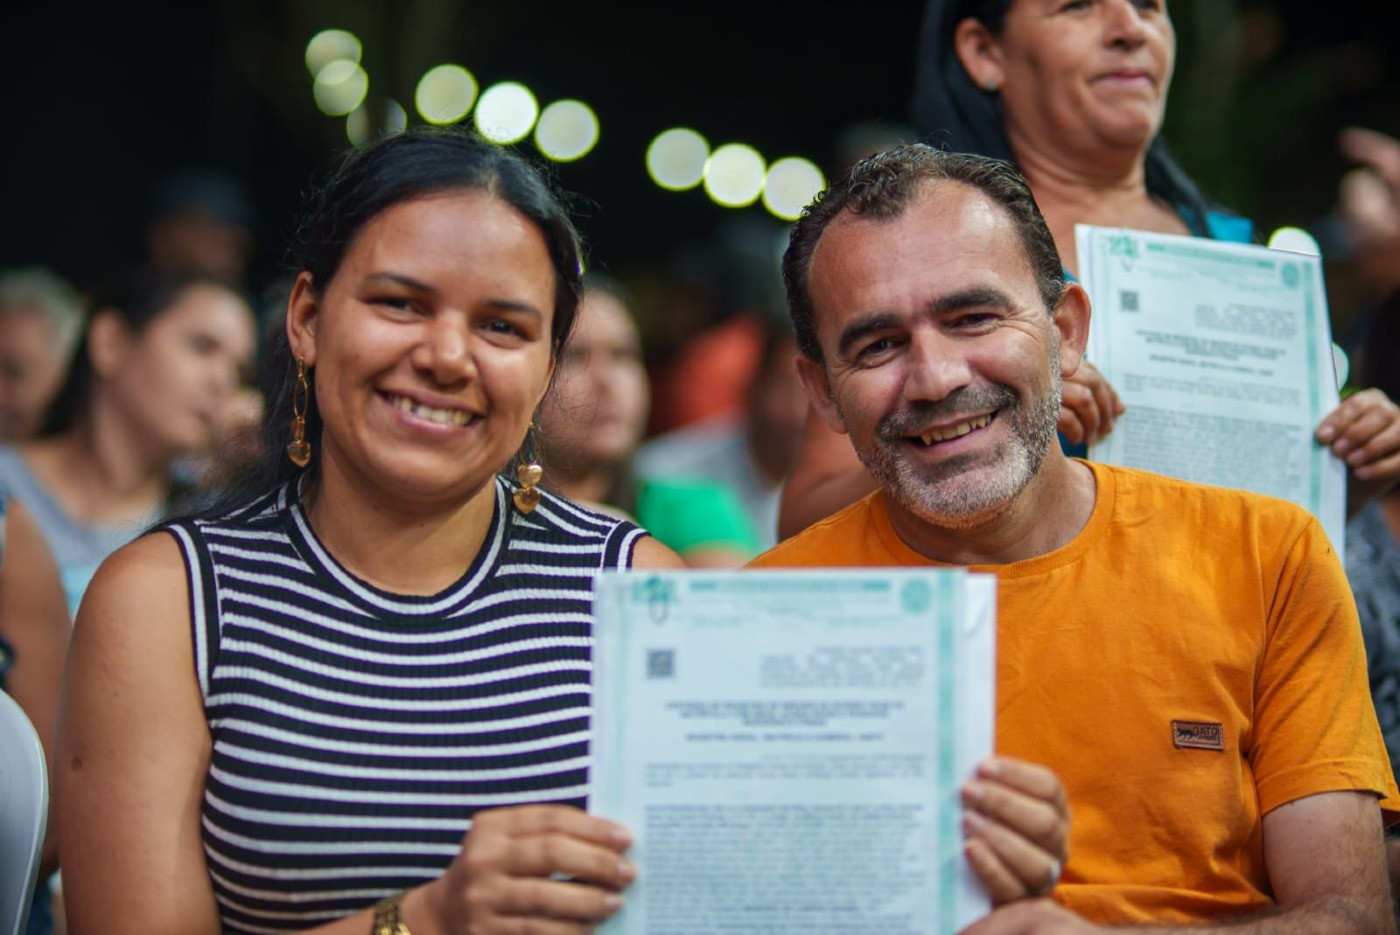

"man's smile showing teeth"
[388, 393, 475, 427]
[917, 413, 992, 446]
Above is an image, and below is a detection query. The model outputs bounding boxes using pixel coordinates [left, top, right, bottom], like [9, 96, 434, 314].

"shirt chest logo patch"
[1171, 719, 1225, 751]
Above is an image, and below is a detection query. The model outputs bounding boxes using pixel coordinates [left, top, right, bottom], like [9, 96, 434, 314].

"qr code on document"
[647, 649, 676, 678]
[1119, 290, 1140, 312]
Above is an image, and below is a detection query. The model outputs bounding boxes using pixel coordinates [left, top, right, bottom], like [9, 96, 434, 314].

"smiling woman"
[286, 189, 560, 525]
[56, 126, 684, 935]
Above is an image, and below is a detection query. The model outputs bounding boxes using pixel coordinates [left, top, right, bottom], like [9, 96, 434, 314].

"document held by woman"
[590, 568, 996, 935]
[1078, 224, 1346, 555]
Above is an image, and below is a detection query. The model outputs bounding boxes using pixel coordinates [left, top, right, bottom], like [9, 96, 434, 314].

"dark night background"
[2, 1, 1398, 336]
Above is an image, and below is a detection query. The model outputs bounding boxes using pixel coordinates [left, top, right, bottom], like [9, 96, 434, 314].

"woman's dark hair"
[249, 125, 586, 501]
[39, 267, 248, 437]
[910, 0, 1232, 238]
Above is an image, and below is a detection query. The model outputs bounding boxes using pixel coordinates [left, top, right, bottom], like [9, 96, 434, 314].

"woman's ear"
[85, 309, 133, 380]
[953, 17, 1005, 92]
[284, 271, 320, 367]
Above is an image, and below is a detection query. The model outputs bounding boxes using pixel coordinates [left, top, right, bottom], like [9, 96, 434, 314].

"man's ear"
[284, 271, 321, 367]
[85, 309, 132, 380]
[794, 353, 849, 436]
[953, 17, 1005, 91]
[1052, 282, 1092, 378]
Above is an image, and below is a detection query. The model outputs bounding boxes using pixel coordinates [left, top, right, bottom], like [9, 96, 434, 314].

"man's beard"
[847, 356, 1062, 530]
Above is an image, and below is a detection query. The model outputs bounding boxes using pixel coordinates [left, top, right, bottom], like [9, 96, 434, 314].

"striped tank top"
[165, 476, 645, 934]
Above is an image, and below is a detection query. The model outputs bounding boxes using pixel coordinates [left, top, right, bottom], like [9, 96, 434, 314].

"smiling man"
[749, 144, 1400, 933]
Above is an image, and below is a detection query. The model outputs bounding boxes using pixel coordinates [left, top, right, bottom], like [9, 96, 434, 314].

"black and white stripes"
[165, 478, 642, 934]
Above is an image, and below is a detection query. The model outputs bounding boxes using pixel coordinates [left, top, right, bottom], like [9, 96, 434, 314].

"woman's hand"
[962, 758, 1071, 906]
[1316, 388, 1400, 516]
[419, 804, 635, 934]
[1057, 362, 1124, 448]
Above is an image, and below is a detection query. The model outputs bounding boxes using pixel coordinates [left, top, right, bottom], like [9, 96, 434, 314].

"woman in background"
[777, 0, 1400, 539]
[538, 275, 763, 567]
[0, 268, 257, 616]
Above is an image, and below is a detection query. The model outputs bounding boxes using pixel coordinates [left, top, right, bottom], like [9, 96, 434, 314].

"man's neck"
[884, 453, 1098, 566]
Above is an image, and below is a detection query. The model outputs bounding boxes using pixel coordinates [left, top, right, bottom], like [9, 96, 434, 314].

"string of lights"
[304, 28, 827, 223]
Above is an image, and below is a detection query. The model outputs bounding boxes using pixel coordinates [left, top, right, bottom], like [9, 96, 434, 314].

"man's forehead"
[823, 179, 1003, 243]
[808, 183, 1027, 311]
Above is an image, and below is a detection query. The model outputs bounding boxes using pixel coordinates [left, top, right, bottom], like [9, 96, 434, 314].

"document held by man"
[590, 569, 996, 935]
[1077, 224, 1346, 551]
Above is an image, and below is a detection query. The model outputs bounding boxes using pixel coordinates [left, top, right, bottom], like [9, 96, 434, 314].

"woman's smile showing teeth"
[916, 413, 993, 447]
[386, 392, 477, 427]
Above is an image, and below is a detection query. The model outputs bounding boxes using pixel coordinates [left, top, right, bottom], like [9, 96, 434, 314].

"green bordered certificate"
[591, 568, 996, 935]
[1077, 225, 1345, 555]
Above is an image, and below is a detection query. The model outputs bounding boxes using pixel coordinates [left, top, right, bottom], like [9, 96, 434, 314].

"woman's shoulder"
[79, 530, 192, 637]
[509, 478, 639, 537]
[502, 477, 656, 568]
[162, 482, 292, 537]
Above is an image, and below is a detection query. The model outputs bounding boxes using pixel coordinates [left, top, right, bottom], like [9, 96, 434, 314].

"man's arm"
[960, 791, 1393, 934]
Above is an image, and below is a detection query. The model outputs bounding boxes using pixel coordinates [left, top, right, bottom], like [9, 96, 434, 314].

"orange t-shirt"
[750, 461, 1400, 924]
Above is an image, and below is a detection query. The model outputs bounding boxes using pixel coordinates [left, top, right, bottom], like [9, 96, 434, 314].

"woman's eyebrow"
[365, 271, 437, 294]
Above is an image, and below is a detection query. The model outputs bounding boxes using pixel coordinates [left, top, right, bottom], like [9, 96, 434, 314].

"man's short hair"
[781, 144, 1066, 363]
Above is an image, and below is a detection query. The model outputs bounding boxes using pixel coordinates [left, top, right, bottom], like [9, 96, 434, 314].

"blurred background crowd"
[2, 0, 1398, 565]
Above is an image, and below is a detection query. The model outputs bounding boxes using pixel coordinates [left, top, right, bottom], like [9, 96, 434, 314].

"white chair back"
[0, 691, 47, 935]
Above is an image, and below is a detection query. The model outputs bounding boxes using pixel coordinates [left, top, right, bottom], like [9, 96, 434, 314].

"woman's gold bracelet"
[371, 891, 411, 935]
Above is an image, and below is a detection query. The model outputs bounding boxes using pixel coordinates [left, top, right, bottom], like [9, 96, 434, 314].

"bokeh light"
[1267, 226, 1321, 256]
[703, 143, 766, 208]
[305, 29, 361, 76]
[534, 100, 599, 162]
[347, 98, 407, 146]
[415, 64, 478, 125]
[646, 128, 709, 191]
[762, 157, 825, 221]
[473, 82, 539, 144]
[313, 60, 369, 116]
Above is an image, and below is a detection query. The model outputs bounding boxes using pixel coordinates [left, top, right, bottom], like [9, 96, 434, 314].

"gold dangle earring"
[286, 358, 312, 468]
[513, 423, 543, 514]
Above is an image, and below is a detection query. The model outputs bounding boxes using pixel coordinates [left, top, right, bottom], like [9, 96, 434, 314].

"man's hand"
[961, 898, 1097, 934]
[962, 792, 1393, 934]
[962, 758, 1071, 905]
[1058, 362, 1124, 447]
